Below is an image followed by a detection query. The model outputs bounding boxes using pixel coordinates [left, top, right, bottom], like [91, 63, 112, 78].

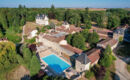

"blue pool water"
[42, 54, 71, 74]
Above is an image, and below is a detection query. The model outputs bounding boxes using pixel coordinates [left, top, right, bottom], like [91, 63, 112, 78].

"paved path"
[114, 55, 130, 80]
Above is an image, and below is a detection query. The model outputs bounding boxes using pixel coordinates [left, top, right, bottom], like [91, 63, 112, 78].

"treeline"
[66, 29, 99, 50]
[0, 42, 41, 80]
[85, 45, 116, 80]
[0, 5, 129, 42]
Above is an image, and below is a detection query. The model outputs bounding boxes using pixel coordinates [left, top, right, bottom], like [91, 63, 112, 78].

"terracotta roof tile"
[90, 26, 113, 35]
[43, 35, 65, 43]
[98, 38, 118, 48]
[85, 48, 101, 64]
[56, 26, 82, 34]
[61, 44, 83, 54]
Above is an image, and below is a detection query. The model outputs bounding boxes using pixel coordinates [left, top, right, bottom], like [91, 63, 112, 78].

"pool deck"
[37, 46, 80, 79]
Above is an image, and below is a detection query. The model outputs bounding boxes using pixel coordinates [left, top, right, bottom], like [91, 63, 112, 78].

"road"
[115, 55, 130, 80]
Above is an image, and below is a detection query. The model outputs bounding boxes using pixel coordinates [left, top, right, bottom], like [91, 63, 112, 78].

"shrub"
[30, 55, 40, 76]
[103, 70, 110, 80]
[25, 37, 36, 44]
[85, 70, 94, 79]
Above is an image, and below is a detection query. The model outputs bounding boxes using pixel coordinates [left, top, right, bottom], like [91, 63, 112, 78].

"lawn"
[127, 63, 130, 73]
[109, 62, 116, 80]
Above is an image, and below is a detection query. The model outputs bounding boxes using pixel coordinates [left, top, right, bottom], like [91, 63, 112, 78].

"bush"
[127, 63, 130, 73]
[100, 54, 113, 67]
[103, 70, 110, 80]
[119, 36, 123, 42]
[30, 55, 40, 76]
[85, 70, 94, 79]
[5, 28, 22, 43]
[25, 37, 36, 44]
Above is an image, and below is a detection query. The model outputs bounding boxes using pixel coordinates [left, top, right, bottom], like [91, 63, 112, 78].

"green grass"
[0, 64, 19, 80]
[127, 64, 130, 73]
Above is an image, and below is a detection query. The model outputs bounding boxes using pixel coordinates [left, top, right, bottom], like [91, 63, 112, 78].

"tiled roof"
[56, 25, 82, 34]
[43, 35, 65, 43]
[98, 38, 118, 47]
[76, 53, 90, 64]
[90, 26, 113, 35]
[85, 48, 100, 64]
[61, 44, 83, 54]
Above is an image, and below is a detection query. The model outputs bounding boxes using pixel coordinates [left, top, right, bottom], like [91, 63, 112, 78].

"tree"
[66, 34, 72, 44]
[0, 31, 3, 38]
[16, 54, 24, 64]
[0, 9, 8, 30]
[22, 47, 32, 67]
[99, 45, 113, 67]
[107, 14, 120, 29]
[96, 13, 105, 28]
[68, 13, 81, 27]
[121, 15, 130, 26]
[88, 31, 99, 44]
[85, 70, 94, 79]
[30, 55, 40, 76]
[104, 45, 112, 54]
[51, 4, 55, 13]
[72, 33, 86, 50]
[20, 17, 26, 26]
[5, 27, 22, 43]
[103, 70, 110, 80]
[100, 53, 113, 67]
[80, 29, 89, 41]
[48, 4, 55, 19]
[84, 8, 92, 29]
[64, 9, 72, 21]
[0, 42, 17, 72]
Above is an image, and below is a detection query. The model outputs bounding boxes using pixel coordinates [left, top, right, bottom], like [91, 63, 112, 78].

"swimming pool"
[42, 54, 71, 74]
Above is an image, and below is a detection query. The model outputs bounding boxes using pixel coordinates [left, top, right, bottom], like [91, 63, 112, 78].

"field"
[24, 22, 43, 36]
[65, 8, 106, 11]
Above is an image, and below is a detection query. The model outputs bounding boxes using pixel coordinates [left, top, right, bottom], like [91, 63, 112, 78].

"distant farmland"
[65, 8, 106, 11]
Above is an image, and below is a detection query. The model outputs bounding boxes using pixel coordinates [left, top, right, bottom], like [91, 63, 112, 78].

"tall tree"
[96, 13, 106, 28]
[88, 31, 99, 44]
[84, 8, 92, 29]
[72, 33, 86, 50]
[30, 55, 40, 76]
[0, 9, 8, 30]
[48, 4, 55, 19]
[80, 29, 89, 41]
[66, 34, 72, 45]
[107, 14, 120, 29]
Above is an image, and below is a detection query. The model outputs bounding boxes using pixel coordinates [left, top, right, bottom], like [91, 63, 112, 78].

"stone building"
[36, 14, 49, 25]
[85, 48, 100, 66]
[113, 27, 126, 40]
[28, 30, 38, 39]
[90, 26, 113, 39]
[76, 54, 91, 72]
[62, 21, 70, 29]
[97, 38, 118, 50]
[36, 33, 83, 63]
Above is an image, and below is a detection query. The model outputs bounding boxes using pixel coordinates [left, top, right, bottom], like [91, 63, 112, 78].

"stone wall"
[75, 60, 90, 72]
[36, 19, 49, 25]
[36, 35, 75, 62]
